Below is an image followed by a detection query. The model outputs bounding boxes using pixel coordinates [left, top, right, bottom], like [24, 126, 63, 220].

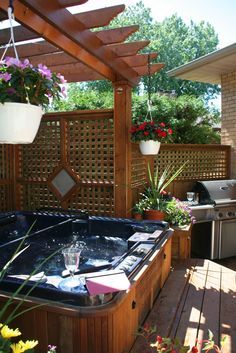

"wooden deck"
[131, 258, 236, 353]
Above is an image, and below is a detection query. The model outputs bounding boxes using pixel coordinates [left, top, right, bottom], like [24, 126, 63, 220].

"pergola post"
[113, 81, 133, 217]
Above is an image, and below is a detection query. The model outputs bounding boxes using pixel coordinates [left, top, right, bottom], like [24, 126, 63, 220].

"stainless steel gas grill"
[191, 180, 236, 259]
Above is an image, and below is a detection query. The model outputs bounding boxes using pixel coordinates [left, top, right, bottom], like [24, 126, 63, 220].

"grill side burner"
[191, 180, 236, 259]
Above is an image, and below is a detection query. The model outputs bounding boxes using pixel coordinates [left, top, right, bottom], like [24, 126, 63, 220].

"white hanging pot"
[0, 102, 43, 144]
[139, 140, 161, 155]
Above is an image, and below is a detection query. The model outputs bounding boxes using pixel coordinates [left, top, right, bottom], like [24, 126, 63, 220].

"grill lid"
[193, 179, 236, 205]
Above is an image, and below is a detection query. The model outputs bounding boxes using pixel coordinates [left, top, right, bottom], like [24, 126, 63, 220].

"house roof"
[168, 43, 236, 84]
[0, 0, 164, 86]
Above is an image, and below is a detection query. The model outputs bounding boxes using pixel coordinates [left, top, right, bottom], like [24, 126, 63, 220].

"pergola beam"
[0, 26, 38, 46]
[0, 1, 164, 85]
[58, 0, 88, 6]
[109, 41, 150, 57]
[122, 53, 158, 67]
[0, 0, 116, 82]
[0, 41, 60, 59]
[10, 0, 141, 85]
[133, 63, 165, 76]
[74, 5, 125, 29]
[95, 25, 139, 45]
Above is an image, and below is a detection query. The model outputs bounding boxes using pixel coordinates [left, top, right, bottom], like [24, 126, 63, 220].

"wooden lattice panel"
[0, 145, 12, 180]
[67, 115, 114, 183]
[0, 145, 14, 211]
[15, 110, 115, 215]
[131, 143, 146, 188]
[20, 184, 60, 210]
[18, 120, 61, 180]
[67, 185, 114, 216]
[155, 144, 231, 181]
[0, 185, 13, 211]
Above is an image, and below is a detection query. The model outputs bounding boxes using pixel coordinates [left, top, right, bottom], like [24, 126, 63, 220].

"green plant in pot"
[165, 197, 195, 227]
[132, 199, 149, 220]
[140, 161, 188, 220]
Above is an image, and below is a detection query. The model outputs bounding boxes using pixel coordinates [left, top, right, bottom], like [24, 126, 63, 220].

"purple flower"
[6, 87, 16, 95]
[38, 63, 52, 79]
[0, 72, 11, 82]
[20, 59, 32, 69]
[4, 56, 22, 68]
[61, 85, 67, 98]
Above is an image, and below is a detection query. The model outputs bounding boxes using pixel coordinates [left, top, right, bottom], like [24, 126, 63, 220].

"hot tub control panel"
[114, 243, 154, 275]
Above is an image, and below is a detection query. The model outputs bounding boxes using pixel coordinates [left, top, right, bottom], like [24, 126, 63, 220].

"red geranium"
[129, 120, 173, 142]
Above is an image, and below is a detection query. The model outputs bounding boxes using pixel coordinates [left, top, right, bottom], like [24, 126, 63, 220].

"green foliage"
[135, 161, 187, 211]
[132, 94, 220, 144]
[50, 83, 113, 112]
[90, 1, 220, 100]
[0, 57, 66, 109]
[148, 14, 220, 99]
[165, 198, 193, 226]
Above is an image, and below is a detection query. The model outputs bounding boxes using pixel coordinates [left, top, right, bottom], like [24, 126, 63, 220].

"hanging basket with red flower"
[129, 121, 173, 155]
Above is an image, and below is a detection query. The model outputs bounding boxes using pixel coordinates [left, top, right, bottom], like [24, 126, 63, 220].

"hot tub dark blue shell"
[0, 211, 171, 306]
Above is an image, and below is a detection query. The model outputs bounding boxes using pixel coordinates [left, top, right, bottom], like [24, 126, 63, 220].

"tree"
[86, 2, 220, 100]
[132, 94, 220, 144]
[50, 83, 113, 112]
[147, 15, 220, 99]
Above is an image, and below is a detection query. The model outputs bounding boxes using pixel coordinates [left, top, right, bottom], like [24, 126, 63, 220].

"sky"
[72, 0, 236, 48]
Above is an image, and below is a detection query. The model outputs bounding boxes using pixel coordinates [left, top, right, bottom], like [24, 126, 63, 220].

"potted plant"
[0, 57, 66, 144]
[129, 121, 173, 155]
[136, 161, 187, 220]
[132, 199, 149, 220]
[165, 197, 195, 227]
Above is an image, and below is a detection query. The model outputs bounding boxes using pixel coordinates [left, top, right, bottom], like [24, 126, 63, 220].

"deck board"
[130, 258, 236, 353]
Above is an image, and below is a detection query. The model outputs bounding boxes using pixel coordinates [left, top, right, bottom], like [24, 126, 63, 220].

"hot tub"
[0, 210, 173, 353]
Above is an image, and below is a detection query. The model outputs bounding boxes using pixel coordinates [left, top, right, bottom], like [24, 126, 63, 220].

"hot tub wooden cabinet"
[0, 237, 172, 353]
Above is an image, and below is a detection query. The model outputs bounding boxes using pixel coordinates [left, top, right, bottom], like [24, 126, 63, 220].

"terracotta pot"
[139, 140, 161, 155]
[144, 209, 165, 221]
[133, 213, 143, 220]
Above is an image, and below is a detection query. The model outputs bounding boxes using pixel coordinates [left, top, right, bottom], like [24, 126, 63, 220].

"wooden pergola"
[0, 0, 164, 217]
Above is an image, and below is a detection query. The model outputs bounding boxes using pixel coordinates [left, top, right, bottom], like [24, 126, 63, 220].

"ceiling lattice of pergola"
[0, 0, 164, 86]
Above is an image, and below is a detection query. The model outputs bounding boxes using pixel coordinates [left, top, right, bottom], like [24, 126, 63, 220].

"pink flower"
[57, 73, 67, 84]
[168, 128, 173, 135]
[38, 63, 52, 79]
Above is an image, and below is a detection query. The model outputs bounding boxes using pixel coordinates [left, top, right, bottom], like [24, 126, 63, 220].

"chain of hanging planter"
[138, 53, 161, 155]
[1, 0, 19, 61]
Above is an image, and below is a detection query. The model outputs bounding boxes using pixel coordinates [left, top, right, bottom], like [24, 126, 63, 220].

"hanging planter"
[139, 140, 161, 155]
[0, 5, 66, 144]
[130, 121, 173, 156]
[0, 102, 42, 144]
[129, 54, 173, 155]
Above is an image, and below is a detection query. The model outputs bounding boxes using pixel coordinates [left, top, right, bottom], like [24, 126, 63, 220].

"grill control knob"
[218, 212, 224, 218]
[227, 211, 233, 217]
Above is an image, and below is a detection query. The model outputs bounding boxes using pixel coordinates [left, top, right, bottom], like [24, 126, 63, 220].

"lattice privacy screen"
[16, 110, 114, 215]
[0, 145, 14, 211]
[131, 143, 230, 204]
[0, 111, 231, 216]
[155, 145, 230, 180]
